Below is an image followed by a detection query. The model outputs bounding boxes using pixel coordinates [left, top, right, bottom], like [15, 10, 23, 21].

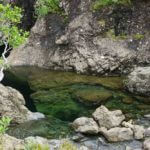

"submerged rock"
[124, 67, 150, 97]
[92, 105, 125, 129]
[72, 117, 99, 134]
[74, 89, 112, 105]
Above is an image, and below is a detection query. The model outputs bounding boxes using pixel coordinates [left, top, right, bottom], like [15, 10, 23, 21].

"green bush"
[93, 0, 131, 10]
[35, 0, 62, 17]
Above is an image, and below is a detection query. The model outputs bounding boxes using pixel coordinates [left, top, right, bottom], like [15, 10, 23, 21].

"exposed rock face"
[124, 67, 150, 96]
[1, 134, 24, 150]
[8, 0, 150, 75]
[99, 127, 133, 142]
[72, 117, 99, 134]
[92, 105, 125, 129]
[0, 84, 44, 123]
[143, 138, 150, 150]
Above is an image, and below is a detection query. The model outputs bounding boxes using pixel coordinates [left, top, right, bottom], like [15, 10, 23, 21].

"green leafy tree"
[0, 3, 29, 82]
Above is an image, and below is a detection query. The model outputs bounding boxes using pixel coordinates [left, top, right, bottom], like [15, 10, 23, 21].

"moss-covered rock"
[28, 70, 124, 91]
[74, 89, 112, 106]
[31, 89, 94, 121]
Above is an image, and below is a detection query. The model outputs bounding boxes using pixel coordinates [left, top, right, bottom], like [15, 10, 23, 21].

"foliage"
[35, 0, 62, 17]
[58, 140, 77, 150]
[0, 4, 29, 48]
[93, 0, 131, 10]
[24, 141, 50, 150]
[133, 33, 144, 40]
[0, 116, 11, 135]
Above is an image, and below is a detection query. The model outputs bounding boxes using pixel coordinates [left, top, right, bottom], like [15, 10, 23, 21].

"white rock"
[92, 105, 125, 129]
[27, 112, 45, 121]
[143, 138, 150, 150]
[72, 117, 99, 134]
[145, 127, 150, 137]
[133, 125, 145, 140]
[99, 127, 133, 142]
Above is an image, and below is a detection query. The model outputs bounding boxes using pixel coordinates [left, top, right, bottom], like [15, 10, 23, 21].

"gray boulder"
[99, 127, 133, 142]
[92, 105, 125, 129]
[143, 138, 150, 150]
[124, 67, 150, 96]
[72, 117, 99, 134]
[0, 84, 44, 123]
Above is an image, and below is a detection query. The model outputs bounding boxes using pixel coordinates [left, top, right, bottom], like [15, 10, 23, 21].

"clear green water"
[3, 66, 150, 139]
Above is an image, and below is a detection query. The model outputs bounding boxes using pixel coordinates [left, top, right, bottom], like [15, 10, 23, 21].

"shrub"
[35, 0, 62, 17]
[0, 116, 11, 135]
[93, 0, 131, 10]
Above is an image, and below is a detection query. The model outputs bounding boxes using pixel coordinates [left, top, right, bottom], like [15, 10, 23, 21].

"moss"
[31, 89, 93, 121]
[29, 70, 124, 91]
[8, 116, 72, 139]
[74, 88, 112, 105]
[105, 29, 127, 40]
[121, 96, 134, 104]
[92, 0, 131, 11]
[133, 34, 144, 40]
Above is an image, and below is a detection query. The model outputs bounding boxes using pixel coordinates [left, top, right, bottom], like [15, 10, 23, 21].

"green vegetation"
[93, 0, 131, 10]
[25, 141, 50, 150]
[133, 33, 144, 40]
[74, 88, 112, 106]
[35, 0, 62, 17]
[0, 116, 11, 135]
[0, 4, 28, 78]
[58, 140, 77, 150]
[0, 4, 28, 48]
[105, 29, 127, 40]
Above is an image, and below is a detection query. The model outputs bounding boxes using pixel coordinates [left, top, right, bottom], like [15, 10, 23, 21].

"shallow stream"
[2, 66, 150, 139]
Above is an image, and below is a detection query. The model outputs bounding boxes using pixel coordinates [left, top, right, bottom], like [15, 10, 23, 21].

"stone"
[143, 138, 150, 150]
[0, 134, 24, 150]
[74, 89, 112, 106]
[133, 125, 145, 140]
[8, 0, 150, 76]
[79, 146, 89, 150]
[122, 121, 145, 139]
[145, 128, 150, 137]
[72, 117, 99, 134]
[124, 67, 150, 96]
[99, 127, 133, 142]
[0, 84, 30, 123]
[27, 112, 45, 121]
[92, 105, 125, 129]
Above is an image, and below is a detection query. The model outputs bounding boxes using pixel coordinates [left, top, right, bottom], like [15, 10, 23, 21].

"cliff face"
[8, 0, 150, 75]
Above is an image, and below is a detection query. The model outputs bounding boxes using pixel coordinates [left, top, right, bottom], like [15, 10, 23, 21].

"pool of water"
[2, 66, 150, 139]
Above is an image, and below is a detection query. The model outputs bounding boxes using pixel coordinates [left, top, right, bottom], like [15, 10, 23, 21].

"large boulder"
[0, 84, 44, 123]
[99, 127, 133, 142]
[8, 0, 150, 75]
[72, 117, 99, 134]
[0, 134, 24, 150]
[124, 67, 150, 96]
[92, 105, 125, 129]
